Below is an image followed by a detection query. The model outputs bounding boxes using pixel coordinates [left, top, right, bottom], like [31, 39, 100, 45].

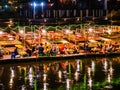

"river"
[0, 56, 120, 90]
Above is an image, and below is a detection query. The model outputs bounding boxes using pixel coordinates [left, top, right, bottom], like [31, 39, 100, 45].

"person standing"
[11, 47, 18, 59]
[26, 47, 32, 56]
[14, 47, 18, 56]
[38, 43, 44, 56]
[0, 50, 3, 59]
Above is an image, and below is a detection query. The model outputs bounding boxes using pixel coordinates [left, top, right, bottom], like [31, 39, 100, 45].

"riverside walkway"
[1, 52, 120, 64]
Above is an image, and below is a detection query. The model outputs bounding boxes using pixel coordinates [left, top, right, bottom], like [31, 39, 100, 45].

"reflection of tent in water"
[60, 61, 74, 73]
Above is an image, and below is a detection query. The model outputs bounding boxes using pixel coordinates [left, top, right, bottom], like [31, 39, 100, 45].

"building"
[0, 0, 120, 21]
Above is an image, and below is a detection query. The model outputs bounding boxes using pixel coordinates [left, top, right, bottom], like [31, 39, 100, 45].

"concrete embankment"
[0, 52, 120, 64]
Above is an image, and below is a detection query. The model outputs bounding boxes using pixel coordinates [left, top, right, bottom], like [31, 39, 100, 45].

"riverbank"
[0, 52, 120, 64]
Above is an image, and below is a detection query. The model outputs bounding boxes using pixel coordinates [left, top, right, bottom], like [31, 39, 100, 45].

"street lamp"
[19, 28, 25, 46]
[40, 2, 44, 18]
[31, 2, 37, 19]
[41, 2, 44, 13]
[41, 28, 47, 38]
[104, 0, 108, 17]
[31, 2, 45, 19]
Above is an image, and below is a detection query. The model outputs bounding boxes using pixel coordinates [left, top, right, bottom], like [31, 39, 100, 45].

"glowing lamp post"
[41, 29, 47, 37]
[65, 29, 70, 41]
[31, 2, 45, 20]
[19, 28, 25, 46]
[31, 2, 37, 19]
[88, 28, 93, 39]
[41, 2, 44, 14]
[40, 2, 45, 20]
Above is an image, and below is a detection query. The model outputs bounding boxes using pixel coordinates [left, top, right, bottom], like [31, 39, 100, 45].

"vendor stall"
[0, 31, 25, 55]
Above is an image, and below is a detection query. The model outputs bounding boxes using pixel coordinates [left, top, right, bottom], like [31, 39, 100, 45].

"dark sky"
[0, 0, 119, 9]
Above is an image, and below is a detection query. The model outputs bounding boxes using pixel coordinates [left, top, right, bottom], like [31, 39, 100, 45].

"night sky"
[0, 0, 119, 10]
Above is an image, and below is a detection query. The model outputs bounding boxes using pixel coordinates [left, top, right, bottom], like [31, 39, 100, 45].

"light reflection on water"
[0, 57, 120, 90]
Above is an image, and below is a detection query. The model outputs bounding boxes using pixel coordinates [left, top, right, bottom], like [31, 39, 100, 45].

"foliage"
[62, 25, 69, 29]
[46, 26, 56, 31]
[56, 26, 62, 30]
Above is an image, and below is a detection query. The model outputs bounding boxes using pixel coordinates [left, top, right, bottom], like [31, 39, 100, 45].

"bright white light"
[89, 39, 96, 43]
[11, 68, 15, 78]
[9, 67, 15, 88]
[65, 29, 70, 34]
[43, 83, 48, 90]
[107, 74, 111, 83]
[91, 61, 95, 74]
[44, 19, 47, 22]
[9, 19, 12, 23]
[105, 17, 108, 20]
[43, 73, 47, 82]
[88, 67, 91, 77]
[29, 67, 33, 74]
[104, 59, 108, 73]
[9, 78, 13, 88]
[58, 70, 62, 82]
[109, 67, 113, 76]
[33, 2, 37, 7]
[29, 74, 33, 86]
[41, 29, 47, 36]
[41, 2, 44, 6]
[8, 35, 14, 40]
[28, 67, 34, 86]
[19, 30, 24, 34]
[21, 85, 26, 90]
[5, 5, 8, 8]
[107, 29, 111, 35]
[88, 77, 92, 88]
[76, 60, 80, 71]
[31, 2, 37, 7]
[89, 28, 93, 32]
[42, 29, 46, 33]
[74, 71, 80, 81]
[0, 31, 3, 34]
[66, 79, 70, 89]
[8, 37, 14, 40]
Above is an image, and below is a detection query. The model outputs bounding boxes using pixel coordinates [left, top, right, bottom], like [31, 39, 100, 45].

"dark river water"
[0, 56, 120, 90]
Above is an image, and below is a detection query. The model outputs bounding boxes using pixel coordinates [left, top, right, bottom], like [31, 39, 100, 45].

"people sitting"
[38, 43, 44, 56]
[11, 47, 19, 59]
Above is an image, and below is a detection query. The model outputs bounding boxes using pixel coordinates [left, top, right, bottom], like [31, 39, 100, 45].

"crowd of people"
[10, 42, 79, 59]
[9, 40, 120, 59]
[30, 43, 79, 56]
